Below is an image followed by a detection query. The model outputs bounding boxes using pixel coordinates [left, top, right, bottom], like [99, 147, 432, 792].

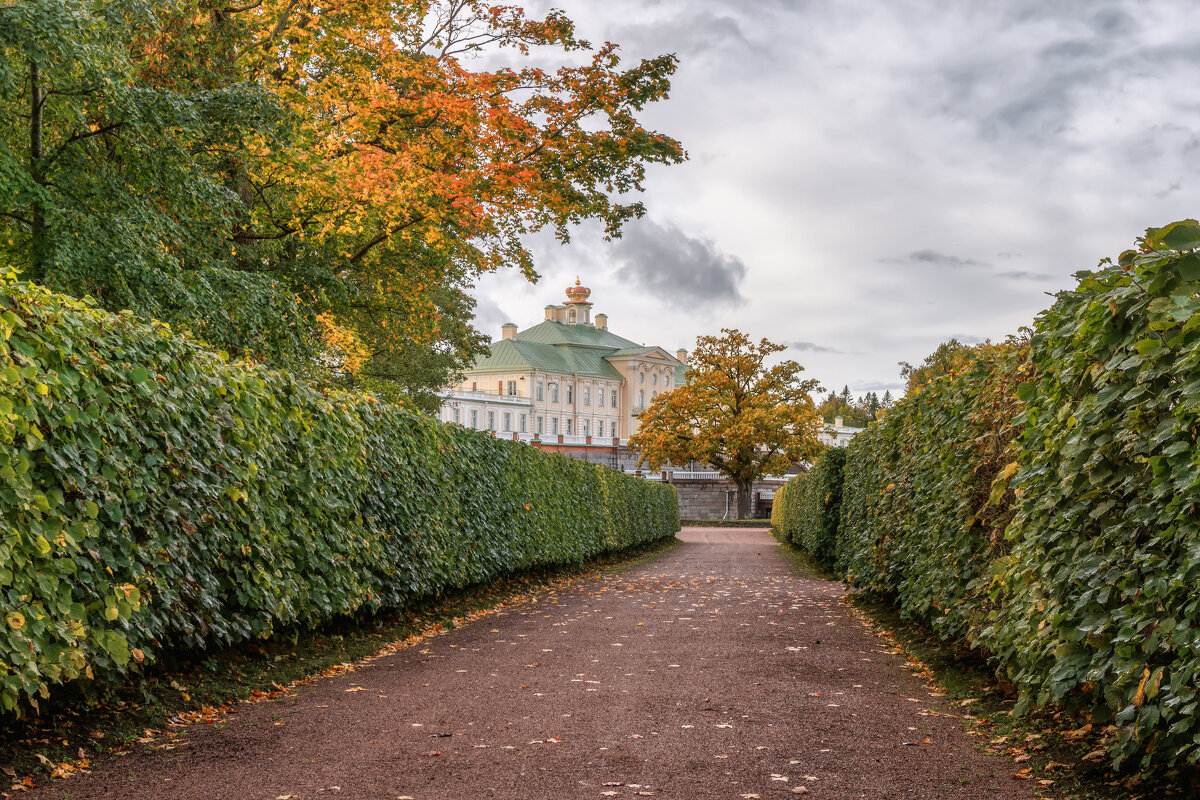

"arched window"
[638, 389, 645, 408]
[651, 372, 658, 386]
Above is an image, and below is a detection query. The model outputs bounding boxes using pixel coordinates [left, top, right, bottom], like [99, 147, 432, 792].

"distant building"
[439, 279, 687, 468]
[817, 416, 864, 448]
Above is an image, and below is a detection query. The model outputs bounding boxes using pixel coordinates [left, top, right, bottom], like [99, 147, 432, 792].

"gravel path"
[29, 528, 1041, 799]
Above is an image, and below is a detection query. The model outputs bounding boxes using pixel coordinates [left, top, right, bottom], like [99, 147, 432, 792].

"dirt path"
[29, 528, 1041, 800]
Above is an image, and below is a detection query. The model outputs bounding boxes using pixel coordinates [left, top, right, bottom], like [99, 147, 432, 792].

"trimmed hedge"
[837, 346, 1028, 643]
[826, 222, 1200, 770]
[773, 449, 844, 569]
[0, 279, 678, 714]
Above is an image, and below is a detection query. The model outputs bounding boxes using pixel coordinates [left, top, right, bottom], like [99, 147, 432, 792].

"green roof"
[516, 320, 641, 349]
[468, 320, 677, 382]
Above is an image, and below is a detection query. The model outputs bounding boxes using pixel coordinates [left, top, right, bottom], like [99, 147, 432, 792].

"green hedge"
[0, 279, 678, 714]
[774, 449, 845, 569]
[838, 347, 1027, 643]
[833, 221, 1200, 770]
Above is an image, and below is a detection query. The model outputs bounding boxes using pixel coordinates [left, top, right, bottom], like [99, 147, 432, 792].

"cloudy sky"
[472, 0, 1200, 396]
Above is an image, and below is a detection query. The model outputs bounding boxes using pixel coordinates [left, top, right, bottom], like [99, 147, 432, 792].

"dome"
[564, 276, 592, 305]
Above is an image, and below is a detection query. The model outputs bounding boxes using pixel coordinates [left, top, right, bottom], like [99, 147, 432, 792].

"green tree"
[0, 0, 685, 404]
[899, 338, 984, 396]
[630, 329, 822, 519]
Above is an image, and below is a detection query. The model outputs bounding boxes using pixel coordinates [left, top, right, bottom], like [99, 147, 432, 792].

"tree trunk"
[29, 59, 46, 281]
[735, 479, 752, 520]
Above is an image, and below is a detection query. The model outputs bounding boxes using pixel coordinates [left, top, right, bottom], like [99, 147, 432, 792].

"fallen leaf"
[423, 751, 442, 756]
[789, 789, 809, 795]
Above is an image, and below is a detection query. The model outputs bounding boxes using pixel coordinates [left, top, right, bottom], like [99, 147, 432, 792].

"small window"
[537, 416, 544, 434]
[488, 411, 496, 430]
[470, 410, 479, 428]
[552, 418, 559, 435]
[520, 414, 527, 433]
[503, 412, 512, 431]
[507, 380, 517, 396]
[597, 420, 604, 437]
[551, 384, 559, 403]
[536, 382, 544, 402]
[652, 373, 658, 386]
[638, 389, 645, 408]
[598, 389, 605, 408]
[567, 418, 574, 435]
[453, 407, 461, 424]
[583, 420, 590, 436]
[639, 371, 645, 385]
[567, 385, 574, 405]
[611, 390, 618, 408]
[583, 386, 590, 406]
[666, 375, 672, 388]
[471, 381, 477, 391]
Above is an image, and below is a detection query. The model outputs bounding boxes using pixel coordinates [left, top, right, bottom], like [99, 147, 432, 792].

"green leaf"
[1147, 220, 1200, 252]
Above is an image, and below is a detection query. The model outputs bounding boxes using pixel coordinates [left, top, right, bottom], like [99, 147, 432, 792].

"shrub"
[985, 223, 1200, 769]
[836, 221, 1200, 770]
[0, 279, 678, 714]
[775, 449, 845, 569]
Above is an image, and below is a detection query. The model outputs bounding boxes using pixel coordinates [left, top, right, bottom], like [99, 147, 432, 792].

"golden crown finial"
[575, 276, 581, 286]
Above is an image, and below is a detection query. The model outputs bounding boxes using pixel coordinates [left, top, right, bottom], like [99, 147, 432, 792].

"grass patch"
[0, 537, 680, 787]
[681, 518, 772, 528]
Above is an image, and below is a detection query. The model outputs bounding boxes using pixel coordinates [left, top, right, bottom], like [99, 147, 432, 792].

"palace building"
[438, 279, 687, 468]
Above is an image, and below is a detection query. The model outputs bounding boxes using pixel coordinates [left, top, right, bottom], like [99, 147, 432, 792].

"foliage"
[816, 385, 891, 427]
[0, 0, 685, 400]
[774, 448, 846, 568]
[833, 219, 1200, 771]
[0, 278, 678, 715]
[631, 329, 822, 519]
[899, 338, 982, 397]
[985, 220, 1200, 770]
[838, 343, 1029, 643]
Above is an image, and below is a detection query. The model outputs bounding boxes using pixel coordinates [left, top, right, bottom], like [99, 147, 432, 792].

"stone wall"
[671, 478, 779, 520]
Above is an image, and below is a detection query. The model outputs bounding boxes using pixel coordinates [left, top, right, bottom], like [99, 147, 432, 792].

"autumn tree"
[630, 329, 823, 519]
[0, 0, 685, 401]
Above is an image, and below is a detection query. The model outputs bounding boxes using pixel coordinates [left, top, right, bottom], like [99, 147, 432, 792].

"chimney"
[595, 313, 608, 331]
[544, 305, 558, 321]
[675, 348, 687, 364]
[501, 322, 517, 340]
[834, 416, 843, 428]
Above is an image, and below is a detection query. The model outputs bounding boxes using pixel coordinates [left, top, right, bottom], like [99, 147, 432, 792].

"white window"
[537, 416, 544, 434]
[611, 390, 618, 408]
[598, 388, 605, 408]
[567, 385, 574, 405]
[552, 418, 559, 435]
[583, 386, 590, 406]
[551, 384, 559, 403]
[597, 420, 604, 437]
[536, 382, 544, 402]
[503, 412, 512, 431]
[567, 418, 574, 435]
[453, 407, 461, 424]
[470, 410, 479, 428]
[583, 420, 590, 436]
[638, 389, 645, 408]
[507, 380, 517, 396]
[488, 411, 496, 430]
[520, 414, 527, 433]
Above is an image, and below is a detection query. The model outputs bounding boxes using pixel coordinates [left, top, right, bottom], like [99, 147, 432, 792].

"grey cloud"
[1156, 180, 1183, 199]
[612, 218, 748, 307]
[787, 341, 844, 354]
[997, 269, 1056, 281]
[885, 250, 989, 269]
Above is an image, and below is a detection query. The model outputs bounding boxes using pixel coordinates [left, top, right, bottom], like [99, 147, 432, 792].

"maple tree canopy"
[630, 329, 823, 519]
[0, 0, 684, 407]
